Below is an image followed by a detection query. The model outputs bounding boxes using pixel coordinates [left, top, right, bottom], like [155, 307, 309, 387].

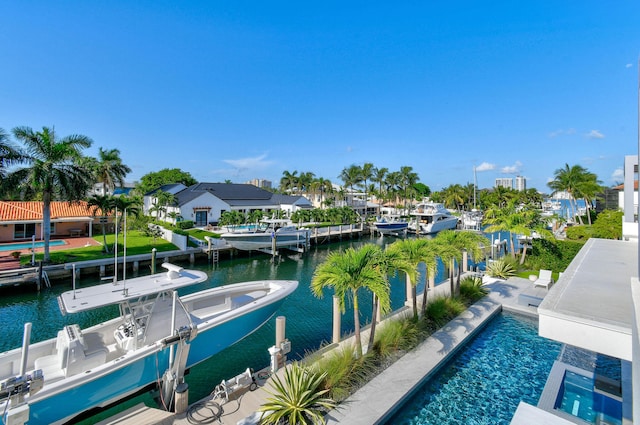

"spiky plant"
[259, 362, 336, 425]
[485, 258, 517, 279]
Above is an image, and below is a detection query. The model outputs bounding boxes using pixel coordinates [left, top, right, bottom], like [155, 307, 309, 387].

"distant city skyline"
[1, 2, 638, 192]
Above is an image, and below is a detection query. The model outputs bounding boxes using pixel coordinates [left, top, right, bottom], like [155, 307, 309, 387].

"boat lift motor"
[0, 370, 44, 425]
[213, 368, 257, 402]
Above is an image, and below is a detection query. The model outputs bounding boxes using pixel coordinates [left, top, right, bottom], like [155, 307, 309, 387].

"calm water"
[389, 313, 562, 425]
[0, 234, 443, 423]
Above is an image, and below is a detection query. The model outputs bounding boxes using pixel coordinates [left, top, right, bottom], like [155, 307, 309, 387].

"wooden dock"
[97, 366, 285, 425]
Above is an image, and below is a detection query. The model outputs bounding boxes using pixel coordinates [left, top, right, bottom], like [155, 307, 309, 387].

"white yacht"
[408, 201, 459, 235]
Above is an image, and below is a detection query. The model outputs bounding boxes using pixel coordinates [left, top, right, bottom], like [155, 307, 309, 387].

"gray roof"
[164, 183, 310, 208]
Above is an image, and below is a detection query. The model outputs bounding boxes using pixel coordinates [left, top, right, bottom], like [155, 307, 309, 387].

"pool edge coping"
[324, 295, 505, 425]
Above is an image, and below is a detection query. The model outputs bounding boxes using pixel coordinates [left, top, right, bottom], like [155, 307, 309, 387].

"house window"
[195, 211, 208, 227]
[14, 223, 36, 239]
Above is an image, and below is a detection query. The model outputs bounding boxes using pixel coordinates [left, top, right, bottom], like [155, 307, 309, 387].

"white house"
[144, 183, 312, 226]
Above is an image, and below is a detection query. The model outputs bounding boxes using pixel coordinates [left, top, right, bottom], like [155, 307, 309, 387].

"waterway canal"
[0, 234, 445, 424]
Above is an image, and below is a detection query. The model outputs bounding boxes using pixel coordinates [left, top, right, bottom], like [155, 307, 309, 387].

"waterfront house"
[512, 154, 639, 424]
[143, 182, 312, 226]
[0, 200, 102, 243]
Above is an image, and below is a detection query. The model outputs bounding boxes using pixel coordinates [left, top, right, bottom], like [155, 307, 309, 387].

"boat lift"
[0, 324, 44, 425]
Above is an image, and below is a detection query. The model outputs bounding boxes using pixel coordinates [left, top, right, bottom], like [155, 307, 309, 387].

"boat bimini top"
[58, 263, 209, 315]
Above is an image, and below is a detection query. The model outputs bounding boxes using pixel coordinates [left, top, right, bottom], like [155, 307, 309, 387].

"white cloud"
[626, 63, 633, 68]
[223, 153, 274, 173]
[501, 161, 522, 174]
[586, 130, 605, 139]
[475, 162, 495, 172]
[549, 128, 576, 138]
[611, 167, 624, 181]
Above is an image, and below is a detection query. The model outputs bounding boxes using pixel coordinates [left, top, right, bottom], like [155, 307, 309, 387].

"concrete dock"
[98, 276, 544, 425]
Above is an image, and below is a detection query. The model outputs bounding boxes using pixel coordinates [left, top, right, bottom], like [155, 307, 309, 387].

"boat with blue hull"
[373, 216, 408, 236]
[0, 263, 297, 425]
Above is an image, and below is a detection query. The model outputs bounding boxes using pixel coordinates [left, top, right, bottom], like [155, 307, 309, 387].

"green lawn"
[27, 230, 180, 265]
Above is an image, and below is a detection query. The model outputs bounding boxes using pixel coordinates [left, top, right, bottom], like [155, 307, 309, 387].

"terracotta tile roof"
[0, 201, 96, 221]
[612, 181, 638, 191]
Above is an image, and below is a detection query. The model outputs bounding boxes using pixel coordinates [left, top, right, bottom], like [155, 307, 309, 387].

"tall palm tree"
[279, 170, 299, 194]
[483, 200, 532, 260]
[421, 239, 457, 316]
[9, 126, 93, 263]
[87, 194, 115, 252]
[548, 164, 590, 224]
[0, 128, 22, 178]
[360, 163, 374, 217]
[373, 167, 388, 206]
[573, 171, 603, 225]
[339, 165, 362, 208]
[366, 244, 414, 352]
[93, 147, 131, 195]
[311, 244, 388, 358]
[399, 166, 418, 214]
[386, 239, 426, 320]
[435, 230, 489, 295]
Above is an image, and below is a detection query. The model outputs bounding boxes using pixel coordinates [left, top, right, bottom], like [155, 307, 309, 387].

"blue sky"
[1, 1, 638, 192]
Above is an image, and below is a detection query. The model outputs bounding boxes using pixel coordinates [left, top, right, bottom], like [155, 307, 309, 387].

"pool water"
[389, 313, 562, 425]
[0, 240, 66, 252]
[557, 371, 622, 425]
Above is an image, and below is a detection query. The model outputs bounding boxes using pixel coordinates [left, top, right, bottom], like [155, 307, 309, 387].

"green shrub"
[308, 345, 376, 402]
[566, 225, 593, 241]
[526, 238, 583, 271]
[373, 313, 419, 357]
[592, 210, 623, 239]
[425, 297, 465, 327]
[459, 276, 488, 302]
[176, 220, 194, 229]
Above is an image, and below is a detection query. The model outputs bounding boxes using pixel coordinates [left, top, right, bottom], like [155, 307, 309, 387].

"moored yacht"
[408, 201, 458, 235]
[221, 219, 310, 253]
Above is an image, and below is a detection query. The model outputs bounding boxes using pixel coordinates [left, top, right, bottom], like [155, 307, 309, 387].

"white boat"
[408, 201, 458, 235]
[221, 219, 310, 252]
[0, 263, 298, 425]
[373, 216, 408, 236]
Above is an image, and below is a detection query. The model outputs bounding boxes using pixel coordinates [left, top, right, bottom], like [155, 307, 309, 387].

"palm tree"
[366, 244, 414, 352]
[339, 165, 362, 208]
[9, 126, 93, 263]
[280, 170, 299, 194]
[573, 171, 603, 225]
[360, 163, 374, 217]
[372, 167, 388, 206]
[483, 200, 533, 261]
[420, 239, 456, 316]
[87, 194, 115, 253]
[0, 128, 23, 181]
[311, 244, 388, 358]
[435, 230, 488, 295]
[93, 148, 131, 195]
[399, 166, 418, 214]
[548, 164, 591, 224]
[386, 239, 426, 320]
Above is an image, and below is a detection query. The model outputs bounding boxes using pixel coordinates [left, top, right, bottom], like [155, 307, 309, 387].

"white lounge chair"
[534, 269, 554, 289]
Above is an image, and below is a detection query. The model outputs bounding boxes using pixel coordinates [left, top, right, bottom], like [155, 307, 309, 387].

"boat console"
[34, 325, 108, 381]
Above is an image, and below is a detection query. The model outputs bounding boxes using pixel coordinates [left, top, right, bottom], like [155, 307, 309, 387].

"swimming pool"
[556, 370, 622, 424]
[0, 240, 66, 252]
[388, 313, 562, 424]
